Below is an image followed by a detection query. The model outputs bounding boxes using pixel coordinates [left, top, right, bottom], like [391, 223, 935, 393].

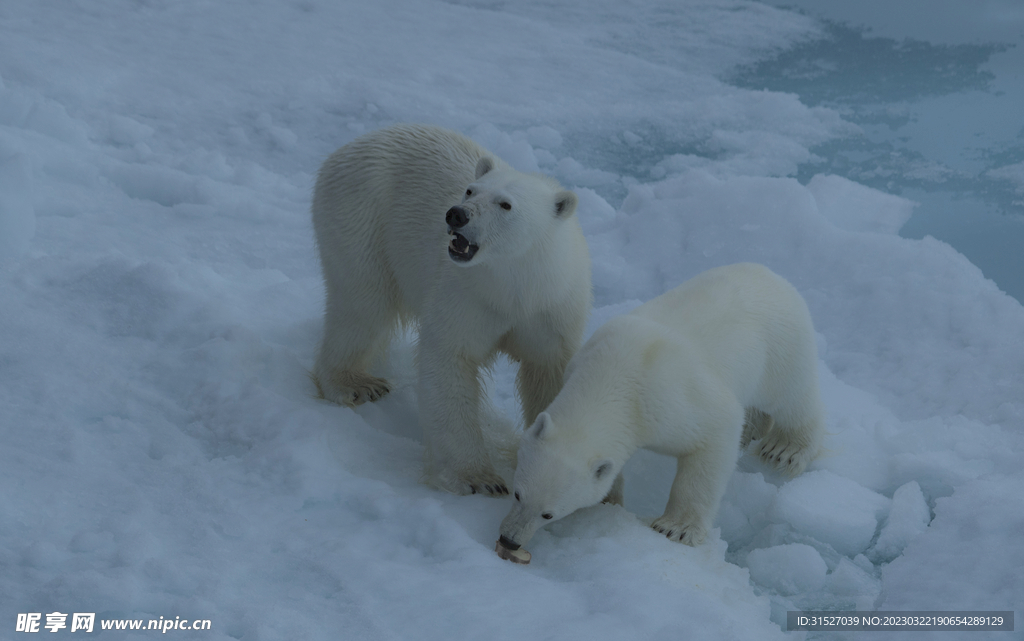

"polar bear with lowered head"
[312, 124, 591, 497]
[498, 263, 824, 554]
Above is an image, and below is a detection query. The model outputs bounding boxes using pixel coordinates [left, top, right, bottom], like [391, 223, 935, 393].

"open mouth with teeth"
[448, 232, 479, 262]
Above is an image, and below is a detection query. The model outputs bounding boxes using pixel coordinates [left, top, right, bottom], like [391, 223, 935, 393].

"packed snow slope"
[1, 1, 1022, 639]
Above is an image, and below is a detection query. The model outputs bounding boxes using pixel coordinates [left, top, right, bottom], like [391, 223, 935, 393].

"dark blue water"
[730, 8, 1024, 303]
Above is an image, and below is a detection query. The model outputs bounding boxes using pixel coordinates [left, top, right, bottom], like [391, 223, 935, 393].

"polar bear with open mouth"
[312, 124, 591, 496]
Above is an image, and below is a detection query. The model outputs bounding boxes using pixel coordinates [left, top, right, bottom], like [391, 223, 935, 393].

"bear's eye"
[465, 189, 472, 197]
[500, 201, 511, 211]
[514, 492, 520, 501]
[542, 512, 553, 520]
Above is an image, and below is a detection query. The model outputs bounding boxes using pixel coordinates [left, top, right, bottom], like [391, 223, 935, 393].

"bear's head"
[498, 412, 617, 551]
[446, 157, 578, 267]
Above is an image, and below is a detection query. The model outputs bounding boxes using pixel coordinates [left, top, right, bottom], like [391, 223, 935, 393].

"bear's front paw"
[652, 516, 708, 546]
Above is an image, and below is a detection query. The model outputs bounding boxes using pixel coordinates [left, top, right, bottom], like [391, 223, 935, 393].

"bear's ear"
[475, 157, 495, 180]
[592, 459, 614, 481]
[529, 412, 552, 440]
[554, 190, 578, 218]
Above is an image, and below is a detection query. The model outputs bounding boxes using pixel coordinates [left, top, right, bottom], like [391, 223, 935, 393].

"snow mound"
[769, 470, 890, 557]
[747, 543, 828, 595]
[807, 173, 916, 235]
[869, 480, 931, 562]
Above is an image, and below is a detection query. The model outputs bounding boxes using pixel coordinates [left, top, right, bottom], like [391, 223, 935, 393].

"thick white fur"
[311, 124, 591, 496]
[499, 263, 825, 548]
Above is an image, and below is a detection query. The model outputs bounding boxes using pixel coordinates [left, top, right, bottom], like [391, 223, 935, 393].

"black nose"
[498, 535, 520, 551]
[446, 206, 469, 229]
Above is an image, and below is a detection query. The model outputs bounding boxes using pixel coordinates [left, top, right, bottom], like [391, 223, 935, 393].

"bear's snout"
[445, 206, 469, 229]
[498, 534, 520, 551]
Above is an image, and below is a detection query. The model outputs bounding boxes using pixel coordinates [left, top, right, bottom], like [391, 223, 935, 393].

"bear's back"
[635, 263, 807, 336]
[630, 263, 816, 402]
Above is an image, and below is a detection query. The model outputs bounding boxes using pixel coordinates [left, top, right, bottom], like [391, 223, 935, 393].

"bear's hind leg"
[315, 369, 391, 406]
[755, 396, 824, 477]
[740, 408, 773, 449]
[313, 278, 397, 407]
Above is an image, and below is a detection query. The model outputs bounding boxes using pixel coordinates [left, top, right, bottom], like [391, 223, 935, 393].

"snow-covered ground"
[1, 1, 1022, 639]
